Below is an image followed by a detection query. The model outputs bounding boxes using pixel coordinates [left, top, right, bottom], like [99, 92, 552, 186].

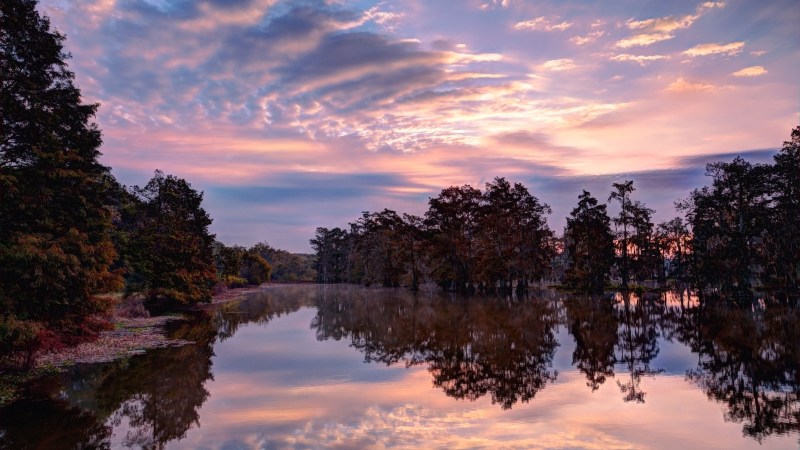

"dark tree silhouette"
[563, 191, 615, 293]
[310, 227, 350, 283]
[684, 157, 773, 296]
[767, 127, 800, 294]
[124, 171, 216, 308]
[425, 185, 483, 292]
[1, 0, 121, 364]
[476, 177, 553, 293]
[609, 181, 635, 288]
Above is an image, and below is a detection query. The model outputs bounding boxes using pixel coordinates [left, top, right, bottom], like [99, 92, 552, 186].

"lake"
[1, 284, 798, 449]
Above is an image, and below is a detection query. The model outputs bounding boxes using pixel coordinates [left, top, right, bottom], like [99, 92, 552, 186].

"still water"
[2, 284, 799, 449]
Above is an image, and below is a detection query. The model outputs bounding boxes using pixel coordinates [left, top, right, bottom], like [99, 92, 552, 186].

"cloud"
[616, 33, 674, 48]
[674, 148, 777, 167]
[616, 1, 725, 48]
[481, 0, 512, 10]
[570, 30, 605, 46]
[683, 41, 744, 57]
[539, 59, 577, 71]
[610, 54, 669, 66]
[665, 77, 716, 92]
[210, 172, 428, 205]
[627, 1, 724, 33]
[731, 65, 768, 77]
[514, 16, 573, 31]
[363, 5, 404, 31]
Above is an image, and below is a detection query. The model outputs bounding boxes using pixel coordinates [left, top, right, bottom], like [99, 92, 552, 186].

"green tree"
[212, 242, 244, 280]
[126, 171, 216, 307]
[352, 209, 406, 287]
[563, 191, 614, 293]
[240, 252, 271, 285]
[248, 242, 315, 282]
[1, 0, 121, 365]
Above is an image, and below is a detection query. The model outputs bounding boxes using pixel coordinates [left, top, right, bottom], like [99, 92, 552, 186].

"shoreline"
[34, 285, 269, 369]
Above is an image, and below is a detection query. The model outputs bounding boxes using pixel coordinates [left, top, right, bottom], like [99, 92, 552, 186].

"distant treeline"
[0, 0, 310, 368]
[311, 127, 800, 298]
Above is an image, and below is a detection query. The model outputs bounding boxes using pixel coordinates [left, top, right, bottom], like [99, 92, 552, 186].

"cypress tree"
[1, 0, 121, 364]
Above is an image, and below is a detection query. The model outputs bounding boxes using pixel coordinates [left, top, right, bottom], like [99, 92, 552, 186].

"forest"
[311, 127, 800, 298]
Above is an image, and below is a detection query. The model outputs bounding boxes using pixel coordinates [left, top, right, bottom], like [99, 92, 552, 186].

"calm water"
[1, 284, 799, 449]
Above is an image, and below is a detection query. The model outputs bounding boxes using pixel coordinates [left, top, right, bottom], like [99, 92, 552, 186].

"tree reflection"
[103, 321, 216, 448]
[682, 301, 800, 441]
[312, 287, 560, 409]
[0, 385, 111, 450]
[212, 285, 317, 341]
[614, 292, 664, 403]
[564, 294, 618, 391]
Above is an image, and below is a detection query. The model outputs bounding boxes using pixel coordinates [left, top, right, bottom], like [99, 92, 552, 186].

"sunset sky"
[40, 0, 799, 252]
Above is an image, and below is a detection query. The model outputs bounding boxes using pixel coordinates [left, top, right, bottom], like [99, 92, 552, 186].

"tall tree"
[477, 177, 552, 293]
[768, 127, 800, 294]
[656, 217, 691, 282]
[1, 0, 121, 364]
[425, 185, 483, 292]
[310, 227, 350, 283]
[609, 180, 635, 288]
[563, 191, 615, 293]
[125, 171, 216, 307]
[628, 200, 658, 284]
[352, 209, 406, 287]
[685, 157, 772, 294]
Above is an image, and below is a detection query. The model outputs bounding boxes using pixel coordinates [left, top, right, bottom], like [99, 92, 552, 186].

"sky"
[39, 0, 799, 252]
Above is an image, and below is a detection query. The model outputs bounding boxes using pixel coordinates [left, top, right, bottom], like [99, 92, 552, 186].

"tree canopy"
[124, 171, 217, 308]
[1, 0, 121, 364]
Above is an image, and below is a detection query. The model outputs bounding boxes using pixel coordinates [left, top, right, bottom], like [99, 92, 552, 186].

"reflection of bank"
[312, 286, 561, 409]
[0, 320, 216, 449]
[0, 287, 311, 450]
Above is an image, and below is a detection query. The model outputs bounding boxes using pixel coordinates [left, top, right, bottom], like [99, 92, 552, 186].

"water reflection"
[312, 287, 560, 409]
[683, 302, 800, 441]
[0, 285, 798, 448]
[564, 295, 617, 392]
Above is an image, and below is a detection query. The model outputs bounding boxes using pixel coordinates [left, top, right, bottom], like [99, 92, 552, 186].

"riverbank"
[34, 285, 267, 369]
[0, 285, 270, 406]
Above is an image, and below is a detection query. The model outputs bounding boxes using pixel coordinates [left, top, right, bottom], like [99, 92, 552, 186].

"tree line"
[311, 127, 800, 299]
[0, 0, 309, 368]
